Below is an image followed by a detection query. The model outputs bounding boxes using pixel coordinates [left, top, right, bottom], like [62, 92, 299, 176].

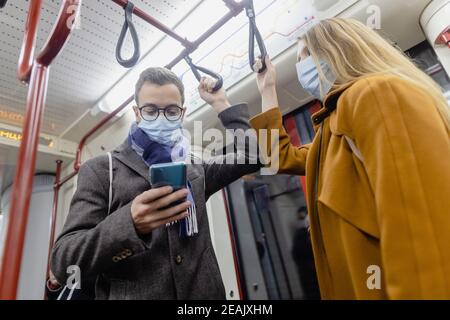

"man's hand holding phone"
[130, 186, 191, 235]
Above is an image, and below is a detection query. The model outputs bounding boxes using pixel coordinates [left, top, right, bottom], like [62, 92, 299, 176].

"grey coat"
[51, 104, 260, 300]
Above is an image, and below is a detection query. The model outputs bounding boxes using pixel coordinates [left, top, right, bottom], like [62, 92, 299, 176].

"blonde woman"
[251, 18, 450, 299]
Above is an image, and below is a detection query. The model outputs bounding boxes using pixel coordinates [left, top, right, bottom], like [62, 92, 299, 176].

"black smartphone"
[149, 162, 187, 208]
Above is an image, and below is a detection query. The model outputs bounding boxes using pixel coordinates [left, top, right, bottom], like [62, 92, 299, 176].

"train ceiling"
[0, 0, 433, 143]
[0, 0, 201, 137]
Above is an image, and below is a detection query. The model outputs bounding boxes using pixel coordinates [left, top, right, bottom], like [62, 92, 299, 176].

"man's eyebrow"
[140, 103, 180, 108]
[165, 104, 181, 108]
[140, 103, 158, 108]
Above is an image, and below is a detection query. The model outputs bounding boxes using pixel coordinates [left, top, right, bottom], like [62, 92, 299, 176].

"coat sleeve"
[50, 160, 147, 285]
[250, 107, 310, 176]
[202, 103, 262, 200]
[343, 76, 450, 299]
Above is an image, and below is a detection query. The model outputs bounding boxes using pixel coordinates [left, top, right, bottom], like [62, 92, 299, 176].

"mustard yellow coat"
[250, 75, 450, 299]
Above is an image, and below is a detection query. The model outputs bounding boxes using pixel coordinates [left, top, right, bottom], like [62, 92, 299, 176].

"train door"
[225, 102, 322, 300]
[407, 41, 450, 99]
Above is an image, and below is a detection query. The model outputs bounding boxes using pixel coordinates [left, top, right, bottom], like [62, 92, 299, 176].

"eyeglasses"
[138, 105, 184, 121]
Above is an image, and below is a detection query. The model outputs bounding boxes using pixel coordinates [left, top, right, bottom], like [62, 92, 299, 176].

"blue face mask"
[296, 56, 336, 101]
[137, 117, 184, 147]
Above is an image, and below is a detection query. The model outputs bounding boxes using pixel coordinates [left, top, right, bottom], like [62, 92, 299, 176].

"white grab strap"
[107, 152, 113, 215]
[344, 136, 364, 163]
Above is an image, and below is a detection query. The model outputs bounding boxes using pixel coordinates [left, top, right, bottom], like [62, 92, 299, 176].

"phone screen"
[149, 162, 187, 190]
[149, 162, 188, 210]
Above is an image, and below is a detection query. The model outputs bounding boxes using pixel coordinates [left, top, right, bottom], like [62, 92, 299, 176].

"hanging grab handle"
[116, 1, 140, 68]
[246, 0, 267, 73]
[184, 55, 224, 92]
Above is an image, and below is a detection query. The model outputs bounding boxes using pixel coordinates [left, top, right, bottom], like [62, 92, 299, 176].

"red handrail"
[36, 1, 81, 67]
[0, 0, 81, 300]
[221, 189, 244, 300]
[17, 0, 42, 82]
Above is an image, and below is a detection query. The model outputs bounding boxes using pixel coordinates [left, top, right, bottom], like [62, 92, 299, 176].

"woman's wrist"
[261, 86, 279, 112]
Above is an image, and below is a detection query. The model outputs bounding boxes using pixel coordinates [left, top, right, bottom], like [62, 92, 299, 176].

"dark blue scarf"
[129, 123, 198, 237]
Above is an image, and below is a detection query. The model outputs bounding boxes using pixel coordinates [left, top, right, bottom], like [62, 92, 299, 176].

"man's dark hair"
[135, 67, 185, 106]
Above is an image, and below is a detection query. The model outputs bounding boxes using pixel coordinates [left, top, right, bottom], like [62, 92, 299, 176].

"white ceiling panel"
[0, 0, 200, 138]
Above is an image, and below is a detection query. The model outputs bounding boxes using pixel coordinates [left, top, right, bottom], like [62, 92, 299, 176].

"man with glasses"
[50, 67, 261, 299]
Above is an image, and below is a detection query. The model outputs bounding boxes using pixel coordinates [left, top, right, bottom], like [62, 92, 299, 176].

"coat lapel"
[112, 140, 149, 181]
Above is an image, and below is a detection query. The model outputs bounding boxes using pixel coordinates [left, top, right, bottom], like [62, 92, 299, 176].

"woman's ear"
[133, 106, 141, 123]
[297, 39, 310, 61]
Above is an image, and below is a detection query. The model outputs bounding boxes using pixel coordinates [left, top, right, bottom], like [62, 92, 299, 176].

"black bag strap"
[116, 1, 140, 68]
[245, 0, 267, 73]
[184, 55, 224, 92]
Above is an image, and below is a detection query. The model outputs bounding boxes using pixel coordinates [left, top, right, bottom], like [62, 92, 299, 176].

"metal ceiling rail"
[0, 0, 82, 300]
[16, 0, 42, 82]
[111, 0, 194, 49]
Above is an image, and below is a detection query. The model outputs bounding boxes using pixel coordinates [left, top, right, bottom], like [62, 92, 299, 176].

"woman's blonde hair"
[302, 18, 450, 130]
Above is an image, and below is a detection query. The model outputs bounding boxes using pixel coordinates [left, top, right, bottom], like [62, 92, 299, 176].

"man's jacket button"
[175, 255, 183, 265]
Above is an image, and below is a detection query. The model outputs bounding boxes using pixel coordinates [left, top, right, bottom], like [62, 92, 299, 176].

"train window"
[407, 41, 450, 102]
[225, 101, 321, 300]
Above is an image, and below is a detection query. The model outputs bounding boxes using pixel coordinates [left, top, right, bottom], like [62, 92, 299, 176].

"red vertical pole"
[221, 189, 244, 300]
[0, 63, 50, 300]
[46, 160, 63, 277]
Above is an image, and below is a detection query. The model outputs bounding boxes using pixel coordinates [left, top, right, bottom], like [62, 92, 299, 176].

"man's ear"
[133, 106, 140, 123]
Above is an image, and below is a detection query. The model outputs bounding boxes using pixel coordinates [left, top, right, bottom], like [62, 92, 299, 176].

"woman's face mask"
[296, 56, 336, 101]
[138, 117, 183, 147]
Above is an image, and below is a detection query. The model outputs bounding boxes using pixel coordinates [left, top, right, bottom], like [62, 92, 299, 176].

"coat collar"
[112, 139, 149, 181]
[311, 81, 355, 128]
[111, 139, 201, 183]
